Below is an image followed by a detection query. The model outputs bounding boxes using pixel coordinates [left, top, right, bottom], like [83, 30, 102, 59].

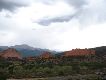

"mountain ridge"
[0, 44, 57, 57]
[0, 45, 106, 57]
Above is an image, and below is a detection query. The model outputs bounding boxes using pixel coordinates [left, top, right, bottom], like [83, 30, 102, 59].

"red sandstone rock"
[40, 52, 52, 59]
[0, 48, 22, 59]
[25, 56, 37, 61]
[63, 48, 95, 57]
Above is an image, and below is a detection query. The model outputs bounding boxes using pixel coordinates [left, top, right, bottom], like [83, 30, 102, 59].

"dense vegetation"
[0, 54, 106, 80]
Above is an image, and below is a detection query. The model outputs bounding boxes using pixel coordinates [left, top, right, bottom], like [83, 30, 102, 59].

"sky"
[0, 0, 106, 51]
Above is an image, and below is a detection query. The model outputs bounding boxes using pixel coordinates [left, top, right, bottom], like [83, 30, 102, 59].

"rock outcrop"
[0, 48, 22, 59]
[63, 48, 95, 57]
[40, 52, 52, 59]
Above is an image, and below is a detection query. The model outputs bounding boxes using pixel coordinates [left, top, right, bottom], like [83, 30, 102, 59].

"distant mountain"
[11, 44, 35, 50]
[0, 44, 57, 57]
[0, 46, 8, 51]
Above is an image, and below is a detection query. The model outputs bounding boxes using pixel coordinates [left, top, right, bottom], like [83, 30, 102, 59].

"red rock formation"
[0, 48, 22, 59]
[40, 52, 52, 59]
[63, 48, 95, 57]
[25, 56, 37, 61]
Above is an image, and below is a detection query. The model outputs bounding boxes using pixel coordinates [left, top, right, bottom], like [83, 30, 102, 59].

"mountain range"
[0, 44, 57, 57]
[0, 44, 106, 57]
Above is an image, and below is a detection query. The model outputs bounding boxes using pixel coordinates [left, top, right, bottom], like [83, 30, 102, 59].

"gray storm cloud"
[35, 0, 87, 26]
[0, 0, 30, 12]
[35, 0, 106, 26]
[65, 0, 87, 8]
[36, 13, 78, 26]
[38, 0, 87, 7]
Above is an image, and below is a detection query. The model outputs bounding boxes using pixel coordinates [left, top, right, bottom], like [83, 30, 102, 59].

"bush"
[0, 69, 8, 80]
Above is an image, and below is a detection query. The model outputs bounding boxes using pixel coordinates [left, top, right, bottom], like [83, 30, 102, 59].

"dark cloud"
[65, 0, 87, 8]
[36, 14, 77, 26]
[0, 0, 27, 12]
[38, 0, 87, 7]
[35, 0, 87, 26]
